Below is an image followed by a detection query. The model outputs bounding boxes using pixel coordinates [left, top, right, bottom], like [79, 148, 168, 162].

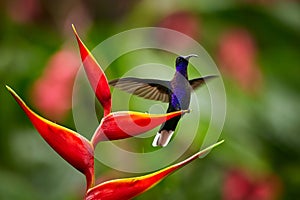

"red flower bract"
[85, 140, 224, 200]
[72, 24, 112, 116]
[6, 86, 95, 190]
[91, 110, 189, 147]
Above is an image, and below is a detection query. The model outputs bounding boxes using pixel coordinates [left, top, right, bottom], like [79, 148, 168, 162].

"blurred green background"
[0, 0, 300, 199]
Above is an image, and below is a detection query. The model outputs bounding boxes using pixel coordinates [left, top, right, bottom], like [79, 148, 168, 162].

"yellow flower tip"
[71, 24, 77, 35]
[5, 85, 11, 91]
[184, 109, 191, 114]
[71, 24, 80, 41]
[204, 140, 224, 151]
[71, 24, 85, 48]
[198, 139, 224, 159]
[5, 85, 18, 98]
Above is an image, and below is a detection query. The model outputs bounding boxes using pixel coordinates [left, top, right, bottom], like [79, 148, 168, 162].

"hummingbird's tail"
[152, 130, 174, 147]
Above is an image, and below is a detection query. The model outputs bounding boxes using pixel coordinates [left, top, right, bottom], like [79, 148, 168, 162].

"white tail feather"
[152, 130, 174, 147]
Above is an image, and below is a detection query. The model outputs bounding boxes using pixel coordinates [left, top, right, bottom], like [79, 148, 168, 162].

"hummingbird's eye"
[176, 57, 183, 64]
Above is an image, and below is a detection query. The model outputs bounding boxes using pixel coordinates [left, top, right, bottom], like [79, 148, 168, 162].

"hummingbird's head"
[175, 54, 198, 74]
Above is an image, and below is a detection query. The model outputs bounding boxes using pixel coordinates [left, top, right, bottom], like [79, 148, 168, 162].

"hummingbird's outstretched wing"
[189, 75, 218, 90]
[109, 77, 171, 102]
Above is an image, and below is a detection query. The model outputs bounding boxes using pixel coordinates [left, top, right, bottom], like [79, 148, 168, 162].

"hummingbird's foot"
[152, 130, 174, 147]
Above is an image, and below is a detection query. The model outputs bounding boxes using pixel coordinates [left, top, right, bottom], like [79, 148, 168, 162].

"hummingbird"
[109, 54, 217, 147]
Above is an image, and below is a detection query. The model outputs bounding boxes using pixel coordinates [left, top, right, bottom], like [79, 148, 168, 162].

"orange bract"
[6, 86, 95, 190]
[91, 110, 189, 147]
[72, 24, 112, 116]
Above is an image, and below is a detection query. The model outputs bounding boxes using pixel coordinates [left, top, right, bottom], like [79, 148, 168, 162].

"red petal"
[91, 110, 189, 147]
[6, 86, 95, 190]
[72, 24, 112, 116]
[85, 140, 224, 200]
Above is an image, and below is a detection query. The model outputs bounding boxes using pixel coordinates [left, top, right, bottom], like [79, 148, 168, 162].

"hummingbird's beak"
[183, 54, 198, 60]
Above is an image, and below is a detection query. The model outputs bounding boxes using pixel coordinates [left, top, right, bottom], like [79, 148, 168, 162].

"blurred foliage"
[0, 0, 300, 199]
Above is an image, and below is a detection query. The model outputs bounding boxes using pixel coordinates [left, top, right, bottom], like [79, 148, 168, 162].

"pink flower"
[218, 29, 262, 92]
[32, 49, 79, 121]
[223, 168, 282, 200]
[158, 11, 200, 39]
[157, 11, 201, 49]
[6, 0, 41, 24]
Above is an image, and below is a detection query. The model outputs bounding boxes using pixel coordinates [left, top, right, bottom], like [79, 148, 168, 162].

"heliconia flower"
[85, 140, 224, 200]
[91, 110, 189, 147]
[72, 24, 112, 116]
[6, 86, 95, 190]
